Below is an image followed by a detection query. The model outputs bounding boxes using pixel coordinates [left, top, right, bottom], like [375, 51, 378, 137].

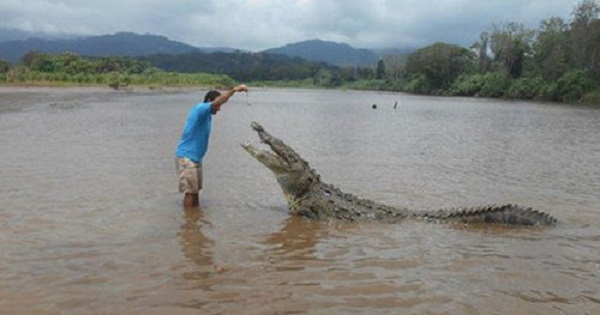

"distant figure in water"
[372, 104, 377, 109]
[394, 101, 398, 109]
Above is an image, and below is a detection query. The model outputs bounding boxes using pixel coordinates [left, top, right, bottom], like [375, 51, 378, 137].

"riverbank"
[3, 82, 599, 111]
[0, 85, 205, 114]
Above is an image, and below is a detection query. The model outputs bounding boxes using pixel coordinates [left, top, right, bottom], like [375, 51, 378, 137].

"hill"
[263, 39, 380, 67]
[140, 51, 333, 82]
[0, 29, 72, 43]
[0, 31, 411, 67]
[0, 32, 210, 63]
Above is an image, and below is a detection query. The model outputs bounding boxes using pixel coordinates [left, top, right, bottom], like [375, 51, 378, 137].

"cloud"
[0, 0, 584, 50]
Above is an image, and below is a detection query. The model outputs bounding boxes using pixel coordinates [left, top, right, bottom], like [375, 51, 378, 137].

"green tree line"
[139, 51, 379, 88]
[0, 51, 235, 89]
[384, 0, 600, 104]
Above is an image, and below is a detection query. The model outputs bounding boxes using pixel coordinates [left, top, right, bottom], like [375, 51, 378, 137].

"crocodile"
[242, 122, 557, 226]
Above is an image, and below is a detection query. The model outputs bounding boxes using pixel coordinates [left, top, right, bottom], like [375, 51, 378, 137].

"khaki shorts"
[176, 157, 202, 194]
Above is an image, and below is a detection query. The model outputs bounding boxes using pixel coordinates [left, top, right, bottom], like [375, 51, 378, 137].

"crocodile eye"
[298, 208, 317, 219]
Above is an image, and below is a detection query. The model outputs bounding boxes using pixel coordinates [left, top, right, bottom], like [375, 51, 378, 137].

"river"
[1, 86, 599, 314]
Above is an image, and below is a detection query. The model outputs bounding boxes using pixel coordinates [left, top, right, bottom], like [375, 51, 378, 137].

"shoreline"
[0, 85, 204, 113]
[2, 84, 598, 111]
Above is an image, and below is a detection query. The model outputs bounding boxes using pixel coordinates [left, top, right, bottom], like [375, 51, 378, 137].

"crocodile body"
[242, 122, 557, 226]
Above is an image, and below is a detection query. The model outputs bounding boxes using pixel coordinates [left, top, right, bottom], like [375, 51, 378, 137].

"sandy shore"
[0, 85, 199, 113]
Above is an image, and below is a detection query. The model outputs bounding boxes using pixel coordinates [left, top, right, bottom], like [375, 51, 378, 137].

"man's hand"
[233, 84, 249, 93]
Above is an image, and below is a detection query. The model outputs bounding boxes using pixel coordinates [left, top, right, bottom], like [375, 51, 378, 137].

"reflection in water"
[178, 207, 216, 280]
[263, 216, 328, 261]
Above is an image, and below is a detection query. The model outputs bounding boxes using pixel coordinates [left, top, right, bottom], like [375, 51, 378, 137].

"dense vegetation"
[0, 51, 235, 89]
[0, 49, 367, 89]
[0, 0, 599, 104]
[387, 0, 600, 104]
[140, 51, 337, 83]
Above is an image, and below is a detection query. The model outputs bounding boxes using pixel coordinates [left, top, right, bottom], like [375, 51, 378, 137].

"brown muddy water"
[1, 86, 599, 315]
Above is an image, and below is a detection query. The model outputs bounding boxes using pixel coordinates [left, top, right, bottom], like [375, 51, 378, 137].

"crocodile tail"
[432, 204, 557, 226]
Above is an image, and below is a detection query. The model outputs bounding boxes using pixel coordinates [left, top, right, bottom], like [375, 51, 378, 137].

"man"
[175, 84, 249, 207]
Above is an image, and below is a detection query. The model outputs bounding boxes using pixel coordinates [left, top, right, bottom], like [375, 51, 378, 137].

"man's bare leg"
[183, 193, 199, 208]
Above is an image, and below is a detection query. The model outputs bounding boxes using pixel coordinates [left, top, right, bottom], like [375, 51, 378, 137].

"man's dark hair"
[204, 90, 221, 103]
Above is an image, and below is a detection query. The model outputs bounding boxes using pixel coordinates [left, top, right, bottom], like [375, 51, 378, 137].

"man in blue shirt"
[176, 84, 249, 207]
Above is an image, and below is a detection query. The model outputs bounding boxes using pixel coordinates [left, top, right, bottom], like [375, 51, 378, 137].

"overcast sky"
[0, 0, 585, 50]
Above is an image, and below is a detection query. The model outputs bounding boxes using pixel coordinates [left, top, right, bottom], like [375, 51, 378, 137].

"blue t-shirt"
[175, 102, 212, 162]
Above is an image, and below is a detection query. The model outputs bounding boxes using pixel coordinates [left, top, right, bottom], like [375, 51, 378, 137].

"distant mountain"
[263, 39, 380, 67]
[0, 29, 76, 43]
[0, 30, 412, 67]
[0, 32, 238, 63]
[0, 29, 39, 43]
[372, 47, 416, 58]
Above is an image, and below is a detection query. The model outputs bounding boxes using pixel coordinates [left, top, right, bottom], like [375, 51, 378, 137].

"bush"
[536, 81, 560, 101]
[505, 77, 544, 99]
[343, 79, 388, 91]
[0, 59, 9, 73]
[6, 67, 26, 82]
[447, 74, 485, 96]
[555, 70, 590, 103]
[582, 90, 600, 105]
[403, 74, 432, 94]
[479, 72, 510, 98]
[107, 72, 130, 89]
